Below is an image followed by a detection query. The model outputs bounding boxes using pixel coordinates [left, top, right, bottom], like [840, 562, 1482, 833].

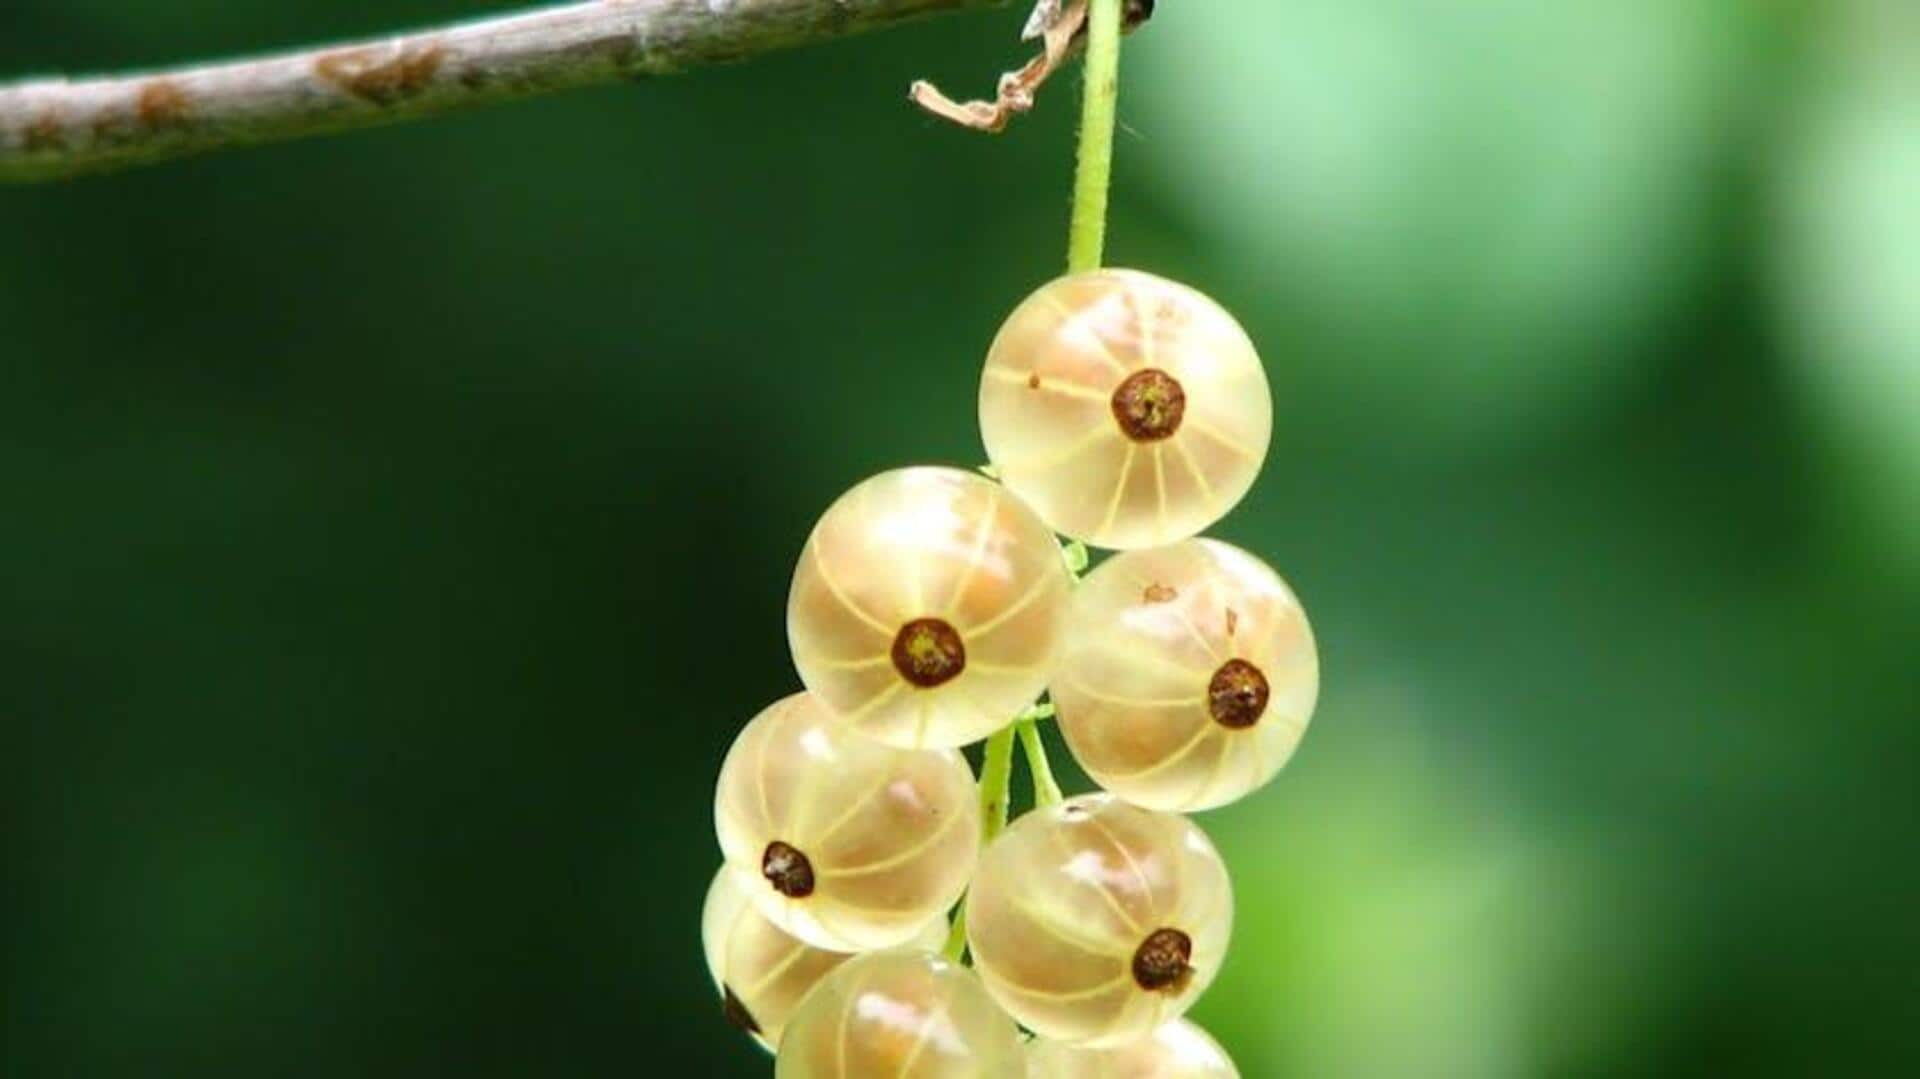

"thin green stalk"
[1017, 717, 1064, 807]
[944, 725, 1017, 961]
[948, 3, 1125, 963]
[1066, 0, 1125, 273]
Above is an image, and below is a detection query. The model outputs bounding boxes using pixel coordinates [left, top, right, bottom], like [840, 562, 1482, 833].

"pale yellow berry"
[1051, 539, 1318, 811]
[787, 466, 1072, 748]
[966, 795, 1233, 1047]
[713, 693, 980, 951]
[775, 951, 1024, 1078]
[978, 270, 1271, 550]
[700, 868, 946, 1052]
[1027, 1017, 1241, 1078]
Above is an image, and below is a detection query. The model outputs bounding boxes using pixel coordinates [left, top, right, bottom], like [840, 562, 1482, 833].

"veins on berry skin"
[1207, 659, 1270, 729]
[761, 841, 816, 898]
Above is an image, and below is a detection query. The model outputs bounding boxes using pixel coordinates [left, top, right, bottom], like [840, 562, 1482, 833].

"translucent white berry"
[713, 693, 980, 951]
[701, 868, 946, 1052]
[787, 466, 1072, 748]
[966, 794, 1233, 1046]
[775, 951, 1024, 1077]
[1051, 539, 1318, 811]
[978, 270, 1271, 550]
[1027, 1017, 1241, 1078]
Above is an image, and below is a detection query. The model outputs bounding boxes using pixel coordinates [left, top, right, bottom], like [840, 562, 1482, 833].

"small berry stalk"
[699, 4, 1320, 1074]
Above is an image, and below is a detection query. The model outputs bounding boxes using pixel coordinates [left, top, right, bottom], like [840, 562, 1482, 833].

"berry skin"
[1051, 539, 1318, 811]
[978, 270, 1271, 550]
[965, 794, 1233, 1047]
[701, 868, 946, 1053]
[714, 693, 981, 951]
[775, 951, 1024, 1078]
[787, 467, 1072, 749]
[1026, 1017, 1241, 1078]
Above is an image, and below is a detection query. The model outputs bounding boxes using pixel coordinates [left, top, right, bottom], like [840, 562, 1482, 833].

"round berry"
[788, 467, 1072, 748]
[978, 270, 1271, 549]
[1027, 1017, 1240, 1078]
[701, 868, 946, 1052]
[1051, 539, 1318, 811]
[965, 795, 1233, 1046]
[775, 951, 1024, 1077]
[714, 693, 980, 951]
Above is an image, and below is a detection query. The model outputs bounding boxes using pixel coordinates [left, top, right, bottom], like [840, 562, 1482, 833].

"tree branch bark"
[0, 0, 1003, 184]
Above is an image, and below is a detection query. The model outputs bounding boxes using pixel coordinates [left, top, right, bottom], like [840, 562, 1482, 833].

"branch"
[0, 0, 1002, 184]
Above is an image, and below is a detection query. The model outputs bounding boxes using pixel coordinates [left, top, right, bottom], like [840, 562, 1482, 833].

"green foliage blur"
[4, 1, 1916, 1075]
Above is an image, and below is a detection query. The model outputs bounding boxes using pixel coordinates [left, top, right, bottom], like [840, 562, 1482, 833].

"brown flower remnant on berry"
[1110, 368, 1186, 442]
[1207, 659, 1270, 729]
[891, 618, 967, 688]
[761, 841, 816, 899]
[1143, 583, 1178, 603]
[1028, 372, 1043, 389]
[721, 985, 761, 1035]
[1132, 927, 1194, 992]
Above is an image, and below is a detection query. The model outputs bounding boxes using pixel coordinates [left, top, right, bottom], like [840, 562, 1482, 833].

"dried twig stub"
[909, 0, 1086, 133]
[909, 0, 1156, 134]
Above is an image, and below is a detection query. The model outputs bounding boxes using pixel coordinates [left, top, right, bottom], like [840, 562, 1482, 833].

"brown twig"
[0, 0, 1003, 183]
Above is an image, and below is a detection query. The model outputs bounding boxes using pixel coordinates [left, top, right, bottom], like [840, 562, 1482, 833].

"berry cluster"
[703, 269, 1319, 1076]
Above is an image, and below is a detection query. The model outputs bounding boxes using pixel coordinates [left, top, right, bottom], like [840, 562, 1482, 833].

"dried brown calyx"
[761, 841, 816, 899]
[1132, 927, 1194, 992]
[891, 617, 967, 688]
[1207, 658, 1270, 729]
[1111, 368, 1187, 441]
[909, 0, 1158, 134]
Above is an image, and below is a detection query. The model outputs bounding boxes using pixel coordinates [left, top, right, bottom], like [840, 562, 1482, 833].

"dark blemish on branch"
[135, 81, 191, 128]
[23, 112, 65, 151]
[315, 44, 448, 104]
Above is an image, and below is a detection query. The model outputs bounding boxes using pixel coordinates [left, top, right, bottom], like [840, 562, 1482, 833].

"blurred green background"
[4, 1, 1916, 1075]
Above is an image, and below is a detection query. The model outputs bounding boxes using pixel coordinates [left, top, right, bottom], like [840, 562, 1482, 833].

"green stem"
[1066, 0, 1125, 273]
[947, 3, 1125, 964]
[1017, 718, 1065, 807]
[944, 725, 1017, 961]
